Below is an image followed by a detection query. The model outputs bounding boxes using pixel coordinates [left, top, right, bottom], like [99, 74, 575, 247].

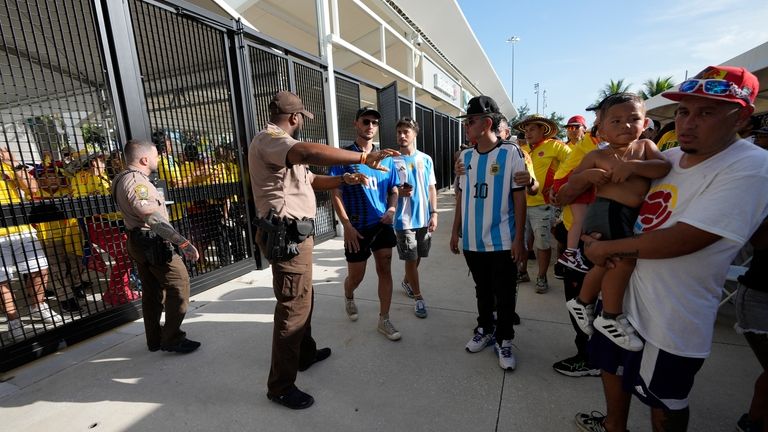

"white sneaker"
[345, 298, 358, 321]
[465, 327, 495, 353]
[594, 314, 644, 352]
[29, 303, 64, 325]
[7, 319, 24, 340]
[495, 339, 517, 370]
[565, 298, 595, 336]
[377, 317, 401, 341]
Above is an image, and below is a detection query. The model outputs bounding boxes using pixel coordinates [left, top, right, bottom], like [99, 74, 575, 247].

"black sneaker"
[554, 262, 565, 280]
[299, 347, 332, 372]
[553, 354, 601, 377]
[161, 338, 201, 354]
[267, 387, 314, 410]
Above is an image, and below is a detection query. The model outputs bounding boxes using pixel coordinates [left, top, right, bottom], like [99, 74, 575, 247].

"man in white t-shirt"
[575, 66, 768, 432]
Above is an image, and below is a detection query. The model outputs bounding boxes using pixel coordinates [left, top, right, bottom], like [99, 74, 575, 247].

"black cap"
[457, 96, 500, 118]
[356, 107, 381, 120]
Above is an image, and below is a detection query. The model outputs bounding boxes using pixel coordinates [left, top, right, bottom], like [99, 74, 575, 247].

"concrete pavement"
[0, 191, 758, 431]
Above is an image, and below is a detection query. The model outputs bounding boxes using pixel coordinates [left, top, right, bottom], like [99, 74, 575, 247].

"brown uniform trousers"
[265, 236, 318, 396]
[126, 235, 189, 349]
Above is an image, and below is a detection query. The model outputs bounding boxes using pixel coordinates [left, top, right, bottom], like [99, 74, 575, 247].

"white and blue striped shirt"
[458, 142, 526, 252]
[393, 151, 436, 230]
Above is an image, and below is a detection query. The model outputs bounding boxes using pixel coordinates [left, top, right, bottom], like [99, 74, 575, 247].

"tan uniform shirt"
[114, 170, 169, 230]
[248, 123, 316, 219]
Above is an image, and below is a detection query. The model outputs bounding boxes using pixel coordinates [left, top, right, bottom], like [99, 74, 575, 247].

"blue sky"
[456, 0, 768, 123]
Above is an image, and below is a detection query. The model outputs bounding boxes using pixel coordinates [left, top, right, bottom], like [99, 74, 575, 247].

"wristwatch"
[13, 163, 26, 171]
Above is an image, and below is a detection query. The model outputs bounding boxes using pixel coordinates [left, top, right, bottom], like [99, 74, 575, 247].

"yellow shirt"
[69, 170, 121, 220]
[33, 189, 70, 242]
[554, 132, 599, 180]
[0, 163, 32, 236]
[657, 130, 679, 151]
[158, 156, 186, 221]
[521, 138, 571, 207]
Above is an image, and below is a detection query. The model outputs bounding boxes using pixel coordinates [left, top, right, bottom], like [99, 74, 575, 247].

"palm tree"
[597, 79, 633, 101]
[639, 76, 675, 100]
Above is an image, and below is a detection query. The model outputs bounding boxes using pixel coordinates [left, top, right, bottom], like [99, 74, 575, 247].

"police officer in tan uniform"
[250, 91, 397, 410]
[113, 139, 201, 354]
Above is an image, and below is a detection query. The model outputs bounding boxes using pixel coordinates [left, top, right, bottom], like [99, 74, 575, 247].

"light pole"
[534, 82, 540, 113]
[505, 36, 520, 103]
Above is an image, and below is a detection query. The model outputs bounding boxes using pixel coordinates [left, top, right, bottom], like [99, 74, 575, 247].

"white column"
[316, 0, 339, 149]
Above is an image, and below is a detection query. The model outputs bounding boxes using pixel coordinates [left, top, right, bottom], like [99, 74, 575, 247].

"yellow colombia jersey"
[157, 156, 186, 221]
[520, 138, 571, 207]
[554, 132, 599, 180]
[33, 188, 83, 254]
[657, 130, 679, 152]
[70, 170, 121, 220]
[0, 162, 32, 236]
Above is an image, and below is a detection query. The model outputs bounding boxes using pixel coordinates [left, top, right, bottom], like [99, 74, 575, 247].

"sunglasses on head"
[678, 79, 750, 100]
[361, 119, 379, 126]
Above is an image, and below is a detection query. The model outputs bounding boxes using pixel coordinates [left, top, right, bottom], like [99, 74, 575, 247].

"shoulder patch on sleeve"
[267, 128, 286, 137]
[135, 184, 149, 199]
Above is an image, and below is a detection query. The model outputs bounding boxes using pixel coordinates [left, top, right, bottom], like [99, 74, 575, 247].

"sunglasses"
[361, 119, 379, 126]
[678, 79, 750, 100]
[565, 125, 582, 131]
[462, 116, 488, 127]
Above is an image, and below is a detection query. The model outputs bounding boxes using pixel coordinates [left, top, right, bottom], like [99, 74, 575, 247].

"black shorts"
[582, 197, 639, 241]
[345, 223, 397, 263]
[589, 329, 704, 411]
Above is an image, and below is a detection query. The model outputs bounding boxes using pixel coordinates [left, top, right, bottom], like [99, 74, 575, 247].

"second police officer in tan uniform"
[249, 91, 397, 410]
[113, 139, 201, 354]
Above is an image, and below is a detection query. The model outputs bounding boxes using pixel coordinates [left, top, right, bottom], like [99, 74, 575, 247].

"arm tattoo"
[612, 250, 640, 258]
[145, 212, 188, 245]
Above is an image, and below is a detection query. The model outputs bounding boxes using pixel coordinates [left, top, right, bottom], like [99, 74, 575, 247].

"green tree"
[548, 111, 566, 140]
[597, 79, 633, 103]
[639, 76, 675, 100]
[508, 103, 530, 126]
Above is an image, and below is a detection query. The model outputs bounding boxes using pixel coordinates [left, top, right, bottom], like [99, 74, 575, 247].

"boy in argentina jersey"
[449, 96, 528, 371]
[329, 107, 402, 341]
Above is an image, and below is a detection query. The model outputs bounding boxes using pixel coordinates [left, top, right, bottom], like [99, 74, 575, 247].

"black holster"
[255, 209, 314, 262]
[131, 231, 174, 265]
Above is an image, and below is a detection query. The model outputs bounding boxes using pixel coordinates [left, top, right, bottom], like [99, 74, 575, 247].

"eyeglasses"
[678, 79, 751, 100]
[361, 119, 379, 126]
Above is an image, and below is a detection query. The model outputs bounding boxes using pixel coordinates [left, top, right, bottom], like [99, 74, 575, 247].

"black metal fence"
[0, 0, 462, 371]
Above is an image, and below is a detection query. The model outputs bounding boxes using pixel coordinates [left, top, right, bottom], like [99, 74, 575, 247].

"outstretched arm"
[287, 143, 398, 171]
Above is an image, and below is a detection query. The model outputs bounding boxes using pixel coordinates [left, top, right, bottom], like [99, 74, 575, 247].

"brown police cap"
[269, 91, 315, 120]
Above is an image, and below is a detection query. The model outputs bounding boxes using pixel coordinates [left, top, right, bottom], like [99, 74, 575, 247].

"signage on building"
[421, 55, 460, 107]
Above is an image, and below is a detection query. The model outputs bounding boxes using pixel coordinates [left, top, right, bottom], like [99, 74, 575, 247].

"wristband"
[13, 164, 26, 171]
[179, 240, 190, 248]
[528, 177, 535, 187]
[360, 152, 367, 165]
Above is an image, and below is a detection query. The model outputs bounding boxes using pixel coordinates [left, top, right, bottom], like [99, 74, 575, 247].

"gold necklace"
[609, 145, 630, 161]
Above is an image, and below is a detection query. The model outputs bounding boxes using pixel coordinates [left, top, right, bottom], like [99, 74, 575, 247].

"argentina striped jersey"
[393, 151, 436, 230]
[459, 141, 527, 252]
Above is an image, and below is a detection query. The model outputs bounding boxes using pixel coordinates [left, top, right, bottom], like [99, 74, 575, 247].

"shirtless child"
[564, 92, 671, 351]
